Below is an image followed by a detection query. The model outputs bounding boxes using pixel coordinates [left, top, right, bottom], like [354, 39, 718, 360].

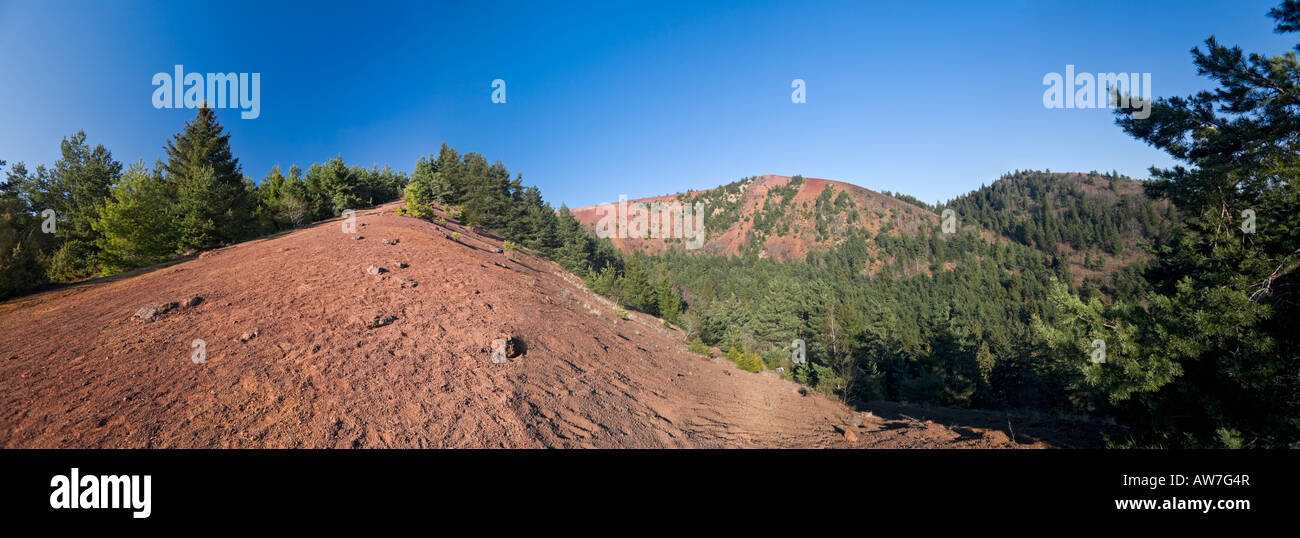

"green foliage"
[940, 170, 1174, 266]
[656, 275, 681, 324]
[811, 362, 844, 396]
[688, 337, 710, 356]
[1074, 2, 1300, 447]
[619, 256, 656, 314]
[94, 162, 179, 273]
[0, 158, 49, 298]
[724, 344, 766, 373]
[657, 217, 1073, 408]
[166, 106, 251, 250]
[402, 180, 436, 220]
[2, 132, 123, 282]
[736, 350, 764, 373]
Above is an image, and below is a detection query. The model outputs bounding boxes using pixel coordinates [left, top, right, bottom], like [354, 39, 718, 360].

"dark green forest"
[3, 2, 1298, 448]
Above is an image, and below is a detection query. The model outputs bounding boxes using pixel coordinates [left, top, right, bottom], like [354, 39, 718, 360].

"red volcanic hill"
[0, 200, 1099, 448]
[569, 172, 1171, 291]
[569, 174, 939, 262]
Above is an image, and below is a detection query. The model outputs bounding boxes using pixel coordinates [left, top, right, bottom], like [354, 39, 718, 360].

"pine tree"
[656, 275, 681, 324]
[1088, 1, 1300, 446]
[0, 159, 49, 298]
[254, 165, 289, 232]
[620, 256, 656, 314]
[42, 132, 121, 280]
[165, 106, 251, 250]
[94, 161, 178, 272]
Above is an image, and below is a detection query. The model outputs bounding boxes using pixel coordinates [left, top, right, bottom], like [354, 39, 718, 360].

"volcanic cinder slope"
[569, 174, 935, 262]
[0, 201, 1075, 448]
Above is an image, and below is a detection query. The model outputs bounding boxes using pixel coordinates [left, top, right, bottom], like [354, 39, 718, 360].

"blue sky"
[1, 0, 1295, 208]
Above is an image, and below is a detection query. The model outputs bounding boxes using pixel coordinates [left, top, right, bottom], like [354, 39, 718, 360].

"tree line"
[1, 106, 408, 298]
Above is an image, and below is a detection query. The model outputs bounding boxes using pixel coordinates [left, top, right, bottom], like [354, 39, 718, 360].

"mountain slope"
[0, 201, 1090, 448]
[570, 174, 937, 262]
[940, 170, 1176, 291]
[572, 172, 1173, 294]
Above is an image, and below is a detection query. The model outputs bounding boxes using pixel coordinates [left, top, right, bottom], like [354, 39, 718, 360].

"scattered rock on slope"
[133, 302, 179, 323]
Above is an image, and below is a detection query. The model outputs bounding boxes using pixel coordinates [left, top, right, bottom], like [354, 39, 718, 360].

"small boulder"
[382, 238, 399, 245]
[133, 302, 179, 323]
[239, 329, 259, 342]
[489, 335, 524, 363]
[183, 295, 204, 308]
[357, 314, 397, 329]
[365, 265, 385, 275]
[393, 261, 408, 269]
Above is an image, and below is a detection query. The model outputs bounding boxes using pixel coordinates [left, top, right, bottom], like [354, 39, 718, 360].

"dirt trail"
[0, 202, 1085, 448]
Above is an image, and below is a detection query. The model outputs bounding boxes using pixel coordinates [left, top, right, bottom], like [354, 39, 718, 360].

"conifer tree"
[1040, 1, 1300, 447]
[165, 106, 251, 250]
[95, 161, 178, 272]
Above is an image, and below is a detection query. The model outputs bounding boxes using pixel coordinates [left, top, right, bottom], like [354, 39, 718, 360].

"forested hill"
[939, 170, 1177, 295]
[572, 171, 1175, 300]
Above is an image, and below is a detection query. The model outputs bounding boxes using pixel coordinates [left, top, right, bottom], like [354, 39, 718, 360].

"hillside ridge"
[0, 200, 1099, 448]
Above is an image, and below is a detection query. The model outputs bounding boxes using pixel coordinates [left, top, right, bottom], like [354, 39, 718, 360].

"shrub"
[736, 351, 764, 373]
[688, 337, 709, 356]
[402, 182, 435, 220]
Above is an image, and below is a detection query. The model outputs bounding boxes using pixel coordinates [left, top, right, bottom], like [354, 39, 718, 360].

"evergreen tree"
[165, 106, 251, 250]
[0, 159, 49, 298]
[94, 161, 178, 272]
[1058, 1, 1300, 447]
[655, 274, 681, 324]
[15, 132, 123, 280]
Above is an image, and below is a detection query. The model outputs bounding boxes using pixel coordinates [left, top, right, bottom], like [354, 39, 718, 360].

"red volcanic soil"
[0, 201, 1095, 448]
[569, 174, 937, 261]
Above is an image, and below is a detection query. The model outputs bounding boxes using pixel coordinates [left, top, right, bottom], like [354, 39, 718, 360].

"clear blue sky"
[1, 0, 1295, 208]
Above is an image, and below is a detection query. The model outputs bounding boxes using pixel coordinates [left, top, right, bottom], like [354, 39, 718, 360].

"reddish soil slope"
[569, 174, 937, 262]
[0, 202, 1094, 448]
